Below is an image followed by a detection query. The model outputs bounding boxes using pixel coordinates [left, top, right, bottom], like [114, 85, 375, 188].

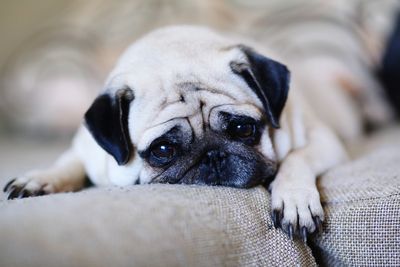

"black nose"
[203, 149, 227, 174]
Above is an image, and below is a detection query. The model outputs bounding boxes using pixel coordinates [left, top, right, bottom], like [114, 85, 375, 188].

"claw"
[272, 210, 281, 228]
[313, 216, 323, 234]
[3, 178, 16, 193]
[300, 226, 308, 243]
[18, 189, 31, 199]
[7, 187, 20, 200]
[287, 224, 294, 240]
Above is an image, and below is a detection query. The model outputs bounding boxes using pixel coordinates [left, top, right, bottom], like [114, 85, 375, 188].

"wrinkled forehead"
[135, 104, 263, 152]
[124, 55, 263, 150]
[131, 78, 263, 151]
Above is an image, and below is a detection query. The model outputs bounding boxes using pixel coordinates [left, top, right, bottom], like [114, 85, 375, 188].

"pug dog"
[3, 26, 346, 241]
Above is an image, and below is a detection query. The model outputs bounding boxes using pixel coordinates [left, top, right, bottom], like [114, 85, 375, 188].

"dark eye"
[228, 123, 256, 139]
[151, 143, 176, 160]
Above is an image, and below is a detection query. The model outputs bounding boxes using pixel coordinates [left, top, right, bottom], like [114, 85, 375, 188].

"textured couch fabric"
[0, 127, 399, 267]
[313, 134, 400, 266]
[0, 186, 316, 267]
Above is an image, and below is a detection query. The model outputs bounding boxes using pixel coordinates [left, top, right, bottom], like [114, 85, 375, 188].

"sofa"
[1, 126, 399, 267]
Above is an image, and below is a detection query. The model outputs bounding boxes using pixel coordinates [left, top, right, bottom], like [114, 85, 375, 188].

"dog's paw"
[269, 181, 324, 242]
[3, 176, 54, 200]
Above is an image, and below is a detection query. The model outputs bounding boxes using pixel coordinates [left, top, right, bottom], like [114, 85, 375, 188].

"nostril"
[206, 150, 226, 159]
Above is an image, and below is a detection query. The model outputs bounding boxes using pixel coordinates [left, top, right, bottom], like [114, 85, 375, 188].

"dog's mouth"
[150, 149, 277, 188]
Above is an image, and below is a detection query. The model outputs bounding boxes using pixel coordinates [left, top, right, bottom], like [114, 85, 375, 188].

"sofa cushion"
[1, 127, 399, 267]
[0, 185, 316, 267]
[313, 137, 400, 266]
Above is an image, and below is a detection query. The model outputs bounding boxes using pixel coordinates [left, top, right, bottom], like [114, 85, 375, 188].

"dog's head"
[84, 26, 290, 187]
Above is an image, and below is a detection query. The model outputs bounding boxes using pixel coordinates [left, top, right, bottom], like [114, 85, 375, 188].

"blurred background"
[0, 0, 398, 180]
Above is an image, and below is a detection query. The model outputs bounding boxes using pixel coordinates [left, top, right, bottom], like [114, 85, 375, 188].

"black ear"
[84, 88, 134, 165]
[230, 45, 290, 128]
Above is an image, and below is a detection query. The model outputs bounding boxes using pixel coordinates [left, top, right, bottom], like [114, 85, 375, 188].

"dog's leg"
[269, 100, 347, 241]
[3, 148, 86, 200]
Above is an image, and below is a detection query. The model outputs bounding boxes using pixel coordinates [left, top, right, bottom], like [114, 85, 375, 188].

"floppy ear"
[84, 88, 134, 165]
[230, 45, 290, 128]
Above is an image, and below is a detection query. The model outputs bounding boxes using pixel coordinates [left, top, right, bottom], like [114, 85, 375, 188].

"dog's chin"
[150, 152, 277, 188]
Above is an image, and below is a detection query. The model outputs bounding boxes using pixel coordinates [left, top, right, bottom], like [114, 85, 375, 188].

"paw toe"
[4, 178, 50, 200]
[270, 190, 324, 241]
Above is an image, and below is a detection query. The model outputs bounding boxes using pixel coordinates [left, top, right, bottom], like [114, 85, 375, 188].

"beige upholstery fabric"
[312, 131, 400, 266]
[0, 185, 316, 267]
[1, 127, 400, 267]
